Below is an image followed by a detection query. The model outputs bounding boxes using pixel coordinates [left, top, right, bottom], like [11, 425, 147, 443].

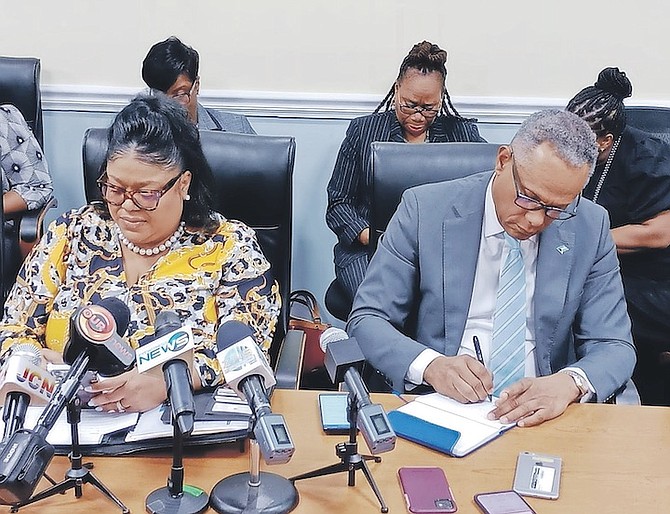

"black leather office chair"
[369, 141, 500, 253]
[626, 106, 670, 144]
[0, 56, 56, 308]
[325, 141, 501, 323]
[82, 128, 304, 387]
[0, 56, 43, 147]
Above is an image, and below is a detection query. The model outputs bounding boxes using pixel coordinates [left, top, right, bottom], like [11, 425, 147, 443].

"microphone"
[64, 297, 135, 376]
[0, 345, 58, 440]
[216, 320, 294, 465]
[0, 297, 135, 504]
[139, 311, 195, 436]
[0, 345, 55, 439]
[136, 311, 195, 435]
[319, 327, 396, 455]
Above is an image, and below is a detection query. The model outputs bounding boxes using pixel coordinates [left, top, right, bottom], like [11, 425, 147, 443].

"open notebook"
[388, 393, 515, 457]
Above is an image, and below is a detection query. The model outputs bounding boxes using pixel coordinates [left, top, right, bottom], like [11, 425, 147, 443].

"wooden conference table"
[9, 390, 670, 514]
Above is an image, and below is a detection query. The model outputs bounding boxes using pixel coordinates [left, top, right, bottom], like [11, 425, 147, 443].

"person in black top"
[567, 67, 670, 406]
[326, 41, 485, 306]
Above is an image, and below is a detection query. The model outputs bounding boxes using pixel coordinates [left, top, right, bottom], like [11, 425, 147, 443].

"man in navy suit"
[348, 109, 636, 427]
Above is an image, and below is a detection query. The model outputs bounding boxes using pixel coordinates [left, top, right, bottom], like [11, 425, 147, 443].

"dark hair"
[565, 67, 632, 138]
[375, 40, 462, 118]
[142, 36, 199, 92]
[99, 92, 217, 233]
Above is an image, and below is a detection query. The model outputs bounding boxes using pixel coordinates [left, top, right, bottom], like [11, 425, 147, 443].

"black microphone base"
[145, 485, 209, 514]
[210, 472, 298, 514]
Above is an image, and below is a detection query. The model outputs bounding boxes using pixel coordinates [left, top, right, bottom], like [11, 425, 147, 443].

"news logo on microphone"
[136, 325, 195, 375]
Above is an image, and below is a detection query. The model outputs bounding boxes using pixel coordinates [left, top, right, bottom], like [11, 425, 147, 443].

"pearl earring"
[184, 194, 191, 201]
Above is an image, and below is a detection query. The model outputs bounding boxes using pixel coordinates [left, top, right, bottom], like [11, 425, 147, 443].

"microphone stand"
[210, 423, 298, 514]
[10, 396, 129, 513]
[289, 391, 388, 513]
[145, 409, 209, 514]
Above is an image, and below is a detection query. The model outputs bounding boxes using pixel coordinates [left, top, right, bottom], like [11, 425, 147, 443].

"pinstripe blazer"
[326, 110, 485, 269]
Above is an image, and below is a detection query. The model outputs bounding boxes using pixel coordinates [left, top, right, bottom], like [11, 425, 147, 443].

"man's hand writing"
[423, 355, 493, 403]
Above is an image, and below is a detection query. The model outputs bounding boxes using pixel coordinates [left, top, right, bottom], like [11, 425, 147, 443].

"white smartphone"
[512, 451, 562, 499]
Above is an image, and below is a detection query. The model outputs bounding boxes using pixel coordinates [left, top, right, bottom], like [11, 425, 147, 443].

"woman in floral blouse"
[0, 93, 280, 413]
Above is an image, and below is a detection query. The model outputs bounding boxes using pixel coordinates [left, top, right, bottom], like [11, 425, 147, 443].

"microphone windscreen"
[154, 311, 182, 339]
[98, 297, 131, 335]
[7, 344, 41, 366]
[216, 320, 256, 352]
[319, 326, 349, 353]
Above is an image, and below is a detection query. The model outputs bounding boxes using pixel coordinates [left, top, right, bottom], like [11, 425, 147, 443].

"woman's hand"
[86, 369, 168, 413]
[358, 227, 370, 246]
[40, 348, 64, 366]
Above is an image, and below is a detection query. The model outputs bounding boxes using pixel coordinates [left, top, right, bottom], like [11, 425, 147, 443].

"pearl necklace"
[117, 221, 185, 256]
[590, 135, 622, 204]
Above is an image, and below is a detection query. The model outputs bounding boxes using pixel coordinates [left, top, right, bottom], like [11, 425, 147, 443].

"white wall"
[2, 0, 670, 103]
[5, 0, 669, 320]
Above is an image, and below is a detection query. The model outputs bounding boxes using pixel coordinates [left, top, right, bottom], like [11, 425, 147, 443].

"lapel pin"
[556, 245, 569, 255]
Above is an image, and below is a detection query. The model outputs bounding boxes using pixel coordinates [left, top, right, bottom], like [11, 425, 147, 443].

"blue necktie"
[491, 234, 526, 397]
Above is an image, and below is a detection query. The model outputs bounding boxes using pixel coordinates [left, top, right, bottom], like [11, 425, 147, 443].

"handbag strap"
[289, 289, 322, 323]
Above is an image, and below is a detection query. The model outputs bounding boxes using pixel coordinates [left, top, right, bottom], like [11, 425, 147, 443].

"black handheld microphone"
[63, 297, 134, 376]
[215, 320, 294, 465]
[0, 345, 58, 441]
[319, 327, 396, 455]
[136, 311, 195, 436]
[0, 297, 134, 505]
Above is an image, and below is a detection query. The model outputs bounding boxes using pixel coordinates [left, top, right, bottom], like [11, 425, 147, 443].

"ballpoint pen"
[473, 335, 493, 401]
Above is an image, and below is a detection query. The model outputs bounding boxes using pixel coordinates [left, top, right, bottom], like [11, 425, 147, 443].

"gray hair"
[511, 109, 598, 174]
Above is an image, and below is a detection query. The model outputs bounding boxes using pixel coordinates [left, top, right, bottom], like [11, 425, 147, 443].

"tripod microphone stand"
[145, 411, 209, 514]
[11, 396, 129, 513]
[289, 392, 388, 513]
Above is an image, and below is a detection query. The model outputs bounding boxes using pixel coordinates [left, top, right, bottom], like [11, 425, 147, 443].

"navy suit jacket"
[348, 171, 636, 400]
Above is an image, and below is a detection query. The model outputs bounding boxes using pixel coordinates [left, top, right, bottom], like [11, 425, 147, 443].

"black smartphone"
[474, 490, 536, 514]
[318, 392, 350, 434]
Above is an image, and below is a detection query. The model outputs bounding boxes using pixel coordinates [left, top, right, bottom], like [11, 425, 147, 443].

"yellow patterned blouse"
[0, 205, 281, 388]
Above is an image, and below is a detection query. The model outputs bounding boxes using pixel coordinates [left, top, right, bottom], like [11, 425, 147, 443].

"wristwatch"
[560, 369, 588, 399]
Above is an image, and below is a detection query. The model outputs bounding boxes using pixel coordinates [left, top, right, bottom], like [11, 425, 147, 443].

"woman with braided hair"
[327, 41, 485, 306]
[567, 67, 670, 406]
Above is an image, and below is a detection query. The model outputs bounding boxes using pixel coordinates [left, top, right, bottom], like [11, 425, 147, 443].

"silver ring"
[116, 400, 126, 413]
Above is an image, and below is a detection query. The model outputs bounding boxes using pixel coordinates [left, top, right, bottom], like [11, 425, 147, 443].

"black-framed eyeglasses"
[509, 149, 580, 221]
[397, 99, 440, 119]
[97, 171, 184, 211]
[168, 77, 199, 105]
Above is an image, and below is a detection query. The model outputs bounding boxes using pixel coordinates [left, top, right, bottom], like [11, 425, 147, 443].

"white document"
[396, 393, 515, 457]
[125, 405, 248, 442]
[0, 405, 140, 446]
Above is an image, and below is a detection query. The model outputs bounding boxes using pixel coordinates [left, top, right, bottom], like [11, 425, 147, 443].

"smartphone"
[318, 393, 350, 434]
[474, 490, 536, 514]
[512, 451, 562, 499]
[398, 466, 457, 513]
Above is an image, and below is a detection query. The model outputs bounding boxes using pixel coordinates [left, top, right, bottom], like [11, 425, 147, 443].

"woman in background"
[0, 93, 279, 413]
[326, 41, 485, 306]
[0, 105, 53, 286]
[567, 67, 670, 405]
